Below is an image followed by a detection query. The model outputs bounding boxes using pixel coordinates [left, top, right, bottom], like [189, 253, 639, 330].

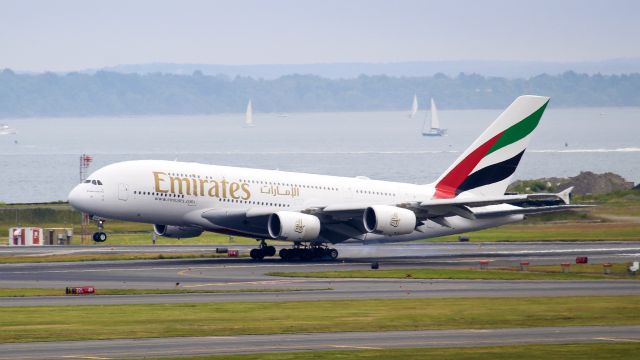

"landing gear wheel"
[311, 247, 325, 259]
[264, 246, 276, 257]
[250, 248, 265, 260]
[250, 239, 275, 260]
[328, 248, 339, 260]
[279, 248, 291, 260]
[92, 232, 107, 242]
[300, 249, 313, 261]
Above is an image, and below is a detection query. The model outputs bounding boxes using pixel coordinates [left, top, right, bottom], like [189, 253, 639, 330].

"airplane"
[68, 95, 588, 261]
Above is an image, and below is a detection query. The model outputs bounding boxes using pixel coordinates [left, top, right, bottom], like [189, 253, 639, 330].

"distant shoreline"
[2, 70, 640, 118]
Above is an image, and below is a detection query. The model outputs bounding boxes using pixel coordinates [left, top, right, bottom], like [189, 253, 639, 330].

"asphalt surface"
[2, 242, 640, 359]
[1, 242, 639, 306]
[1, 326, 639, 359]
[4, 241, 640, 260]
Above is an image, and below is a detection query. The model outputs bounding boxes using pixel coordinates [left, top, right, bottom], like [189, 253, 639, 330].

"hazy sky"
[1, 0, 639, 72]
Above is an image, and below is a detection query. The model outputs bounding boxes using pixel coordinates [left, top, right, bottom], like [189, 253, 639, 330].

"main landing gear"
[250, 240, 339, 261]
[92, 218, 108, 242]
[279, 242, 339, 261]
[249, 239, 276, 260]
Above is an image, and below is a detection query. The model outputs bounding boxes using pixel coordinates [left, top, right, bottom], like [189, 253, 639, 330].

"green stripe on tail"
[486, 100, 548, 156]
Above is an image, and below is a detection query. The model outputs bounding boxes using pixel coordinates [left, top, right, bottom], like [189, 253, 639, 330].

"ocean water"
[1, 107, 639, 203]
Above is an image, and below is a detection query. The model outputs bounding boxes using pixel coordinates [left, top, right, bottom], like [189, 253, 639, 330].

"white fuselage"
[68, 160, 522, 244]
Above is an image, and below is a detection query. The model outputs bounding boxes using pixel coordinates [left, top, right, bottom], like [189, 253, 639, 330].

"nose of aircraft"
[68, 184, 86, 212]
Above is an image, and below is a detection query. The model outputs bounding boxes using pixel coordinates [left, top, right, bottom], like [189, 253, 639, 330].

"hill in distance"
[98, 58, 640, 80]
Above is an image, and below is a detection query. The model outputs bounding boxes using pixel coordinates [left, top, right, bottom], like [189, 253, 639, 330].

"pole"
[78, 154, 93, 244]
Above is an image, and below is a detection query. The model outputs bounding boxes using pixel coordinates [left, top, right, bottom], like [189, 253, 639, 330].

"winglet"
[557, 186, 574, 205]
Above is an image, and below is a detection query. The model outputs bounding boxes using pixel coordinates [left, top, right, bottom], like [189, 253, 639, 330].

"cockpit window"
[91, 180, 97, 185]
[97, 180, 103, 185]
[84, 180, 91, 183]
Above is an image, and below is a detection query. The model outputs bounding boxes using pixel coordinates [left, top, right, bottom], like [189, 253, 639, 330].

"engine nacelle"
[153, 224, 203, 239]
[268, 211, 321, 242]
[363, 205, 416, 236]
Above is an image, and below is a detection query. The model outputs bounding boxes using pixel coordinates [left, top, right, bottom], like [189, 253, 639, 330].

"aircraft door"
[118, 183, 129, 201]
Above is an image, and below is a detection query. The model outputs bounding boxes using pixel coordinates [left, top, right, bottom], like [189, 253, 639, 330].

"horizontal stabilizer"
[474, 204, 593, 219]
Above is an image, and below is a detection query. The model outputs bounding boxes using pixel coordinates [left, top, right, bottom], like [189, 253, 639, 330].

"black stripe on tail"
[455, 150, 526, 196]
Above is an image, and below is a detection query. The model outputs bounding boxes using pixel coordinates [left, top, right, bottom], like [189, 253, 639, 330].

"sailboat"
[0, 124, 16, 135]
[244, 100, 255, 128]
[422, 98, 446, 137]
[409, 94, 418, 118]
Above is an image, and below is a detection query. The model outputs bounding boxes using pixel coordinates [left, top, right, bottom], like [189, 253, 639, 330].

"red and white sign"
[8, 228, 44, 246]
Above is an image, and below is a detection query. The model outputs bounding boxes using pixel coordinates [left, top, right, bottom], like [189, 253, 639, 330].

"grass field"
[1, 296, 638, 343]
[141, 343, 640, 360]
[268, 263, 639, 281]
[0, 287, 329, 297]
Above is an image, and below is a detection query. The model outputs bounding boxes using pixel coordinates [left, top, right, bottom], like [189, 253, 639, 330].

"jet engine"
[268, 211, 321, 241]
[153, 224, 203, 238]
[363, 205, 416, 236]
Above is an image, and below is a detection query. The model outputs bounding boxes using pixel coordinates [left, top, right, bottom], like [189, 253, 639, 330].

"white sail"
[422, 98, 446, 137]
[430, 98, 439, 129]
[245, 100, 254, 127]
[409, 95, 418, 118]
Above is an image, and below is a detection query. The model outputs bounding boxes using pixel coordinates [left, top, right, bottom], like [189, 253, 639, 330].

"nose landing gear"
[92, 218, 108, 242]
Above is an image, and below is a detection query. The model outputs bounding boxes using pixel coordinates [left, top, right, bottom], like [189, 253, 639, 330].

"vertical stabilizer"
[433, 95, 550, 198]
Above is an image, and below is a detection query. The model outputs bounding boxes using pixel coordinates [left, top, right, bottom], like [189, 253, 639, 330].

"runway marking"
[331, 345, 383, 350]
[182, 279, 318, 288]
[179, 277, 416, 288]
[594, 337, 640, 342]
[62, 356, 112, 359]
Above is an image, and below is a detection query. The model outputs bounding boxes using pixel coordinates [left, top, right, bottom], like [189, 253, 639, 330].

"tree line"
[1, 69, 639, 117]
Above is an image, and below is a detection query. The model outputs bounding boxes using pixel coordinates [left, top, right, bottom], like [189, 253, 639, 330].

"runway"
[0, 241, 639, 306]
[2, 242, 640, 359]
[1, 326, 639, 359]
[4, 241, 640, 260]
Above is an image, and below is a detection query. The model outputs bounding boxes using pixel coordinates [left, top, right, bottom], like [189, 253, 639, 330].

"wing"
[307, 193, 590, 240]
[319, 193, 572, 221]
[198, 192, 591, 243]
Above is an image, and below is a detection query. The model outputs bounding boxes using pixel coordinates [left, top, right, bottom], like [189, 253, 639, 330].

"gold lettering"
[229, 182, 240, 199]
[241, 183, 251, 200]
[153, 172, 169, 193]
[199, 179, 208, 196]
[221, 179, 229, 198]
[170, 176, 191, 195]
[207, 180, 220, 197]
[191, 178, 198, 196]
[154, 171, 254, 200]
